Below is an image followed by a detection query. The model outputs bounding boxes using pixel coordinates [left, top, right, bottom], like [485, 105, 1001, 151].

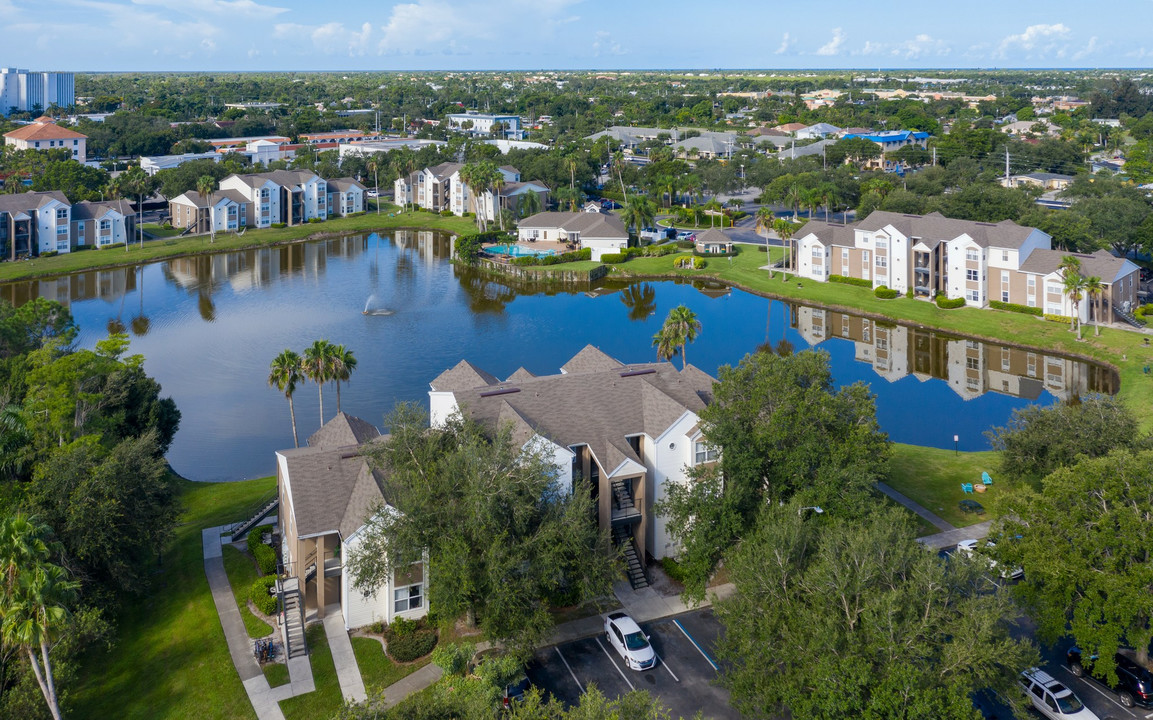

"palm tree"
[612, 150, 628, 199]
[1062, 270, 1088, 339]
[620, 195, 656, 236]
[0, 514, 76, 720]
[703, 199, 723, 228]
[662, 305, 701, 370]
[652, 326, 679, 363]
[196, 175, 217, 238]
[302, 340, 336, 424]
[785, 183, 803, 221]
[269, 350, 303, 447]
[818, 182, 839, 222]
[330, 345, 357, 414]
[1084, 275, 1104, 337]
[800, 187, 822, 221]
[773, 218, 799, 281]
[367, 160, 380, 215]
[620, 283, 657, 321]
[459, 160, 500, 231]
[518, 189, 542, 219]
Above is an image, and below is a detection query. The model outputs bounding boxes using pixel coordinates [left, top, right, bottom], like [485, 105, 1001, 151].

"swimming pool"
[487, 244, 556, 258]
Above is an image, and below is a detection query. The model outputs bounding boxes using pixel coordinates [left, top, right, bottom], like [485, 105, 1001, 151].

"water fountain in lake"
[363, 294, 395, 316]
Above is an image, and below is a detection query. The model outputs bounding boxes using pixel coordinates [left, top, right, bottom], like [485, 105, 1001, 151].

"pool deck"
[483, 240, 571, 259]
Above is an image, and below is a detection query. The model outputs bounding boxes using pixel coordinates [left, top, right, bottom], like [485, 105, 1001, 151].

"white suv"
[1019, 667, 1099, 720]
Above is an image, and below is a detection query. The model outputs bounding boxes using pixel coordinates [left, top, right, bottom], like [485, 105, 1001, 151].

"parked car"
[1019, 667, 1099, 720]
[1066, 646, 1153, 708]
[366, 188, 379, 198]
[470, 648, 531, 710]
[676, 231, 696, 241]
[1140, 267, 1152, 283]
[604, 612, 656, 671]
[956, 538, 1023, 580]
[600, 199, 621, 210]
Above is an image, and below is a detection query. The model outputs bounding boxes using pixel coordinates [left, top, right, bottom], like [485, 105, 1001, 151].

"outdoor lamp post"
[954, 434, 959, 456]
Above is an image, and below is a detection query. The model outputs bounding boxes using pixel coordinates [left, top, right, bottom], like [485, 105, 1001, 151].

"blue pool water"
[487, 243, 556, 258]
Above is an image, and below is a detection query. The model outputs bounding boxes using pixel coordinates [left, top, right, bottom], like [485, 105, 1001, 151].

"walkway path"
[323, 606, 367, 704]
[875, 481, 955, 532]
[202, 524, 314, 720]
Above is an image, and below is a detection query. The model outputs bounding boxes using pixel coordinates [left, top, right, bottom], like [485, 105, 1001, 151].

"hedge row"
[250, 576, 277, 616]
[601, 253, 627, 263]
[251, 543, 277, 576]
[1044, 313, 1073, 325]
[829, 275, 873, 288]
[246, 525, 267, 550]
[989, 300, 1043, 316]
[874, 286, 900, 299]
[936, 296, 966, 309]
[510, 248, 591, 266]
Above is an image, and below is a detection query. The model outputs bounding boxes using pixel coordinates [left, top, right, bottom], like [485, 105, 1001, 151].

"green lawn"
[351, 637, 426, 694]
[280, 623, 342, 720]
[141, 223, 184, 238]
[0, 205, 476, 282]
[221, 545, 274, 639]
[886, 443, 1001, 528]
[70, 476, 275, 720]
[264, 662, 291, 689]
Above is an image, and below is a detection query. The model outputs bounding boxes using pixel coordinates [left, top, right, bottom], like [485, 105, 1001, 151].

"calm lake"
[1, 231, 1117, 481]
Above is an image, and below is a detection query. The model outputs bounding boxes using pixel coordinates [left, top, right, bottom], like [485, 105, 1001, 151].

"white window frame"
[693, 441, 719, 465]
[393, 583, 423, 612]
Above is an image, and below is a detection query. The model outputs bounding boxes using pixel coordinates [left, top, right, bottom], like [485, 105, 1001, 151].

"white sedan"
[603, 612, 656, 671]
[956, 538, 1023, 580]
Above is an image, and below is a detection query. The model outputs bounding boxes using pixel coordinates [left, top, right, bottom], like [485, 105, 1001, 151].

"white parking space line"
[674, 618, 720, 672]
[595, 636, 636, 691]
[554, 647, 585, 695]
[1145, 713, 1153, 719]
[656, 651, 680, 682]
[1057, 666, 1135, 716]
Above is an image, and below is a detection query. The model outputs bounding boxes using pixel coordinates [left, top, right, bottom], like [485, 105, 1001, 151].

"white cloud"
[592, 30, 625, 57]
[131, 0, 288, 17]
[277, 21, 374, 55]
[1072, 36, 1099, 62]
[817, 27, 845, 56]
[775, 32, 792, 55]
[996, 23, 1071, 58]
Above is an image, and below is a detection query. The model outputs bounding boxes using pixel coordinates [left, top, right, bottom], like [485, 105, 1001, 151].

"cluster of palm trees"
[458, 160, 504, 232]
[1059, 256, 1105, 339]
[755, 209, 802, 280]
[267, 340, 358, 448]
[652, 305, 701, 369]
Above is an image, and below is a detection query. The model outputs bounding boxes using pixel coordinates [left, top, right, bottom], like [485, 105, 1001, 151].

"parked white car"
[603, 612, 656, 671]
[1019, 667, 1099, 720]
[956, 538, 1023, 580]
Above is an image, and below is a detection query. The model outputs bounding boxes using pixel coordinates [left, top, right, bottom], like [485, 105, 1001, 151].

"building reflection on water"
[793, 305, 1116, 403]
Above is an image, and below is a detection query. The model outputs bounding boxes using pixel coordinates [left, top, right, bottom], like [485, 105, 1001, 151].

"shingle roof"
[425, 162, 462, 181]
[447, 346, 715, 477]
[1018, 248, 1139, 283]
[4, 118, 87, 142]
[777, 139, 835, 160]
[72, 199, 134, 220]
[798, 220, 856, 248]
[279, 443, 386, 538]
[327, 177, 367, 192]
[855, 211, 1038, 250]
[308, 412, 381, 448]
[517, 211, 627, 239]
[429, 359, 500, 392]
[506, 367, 537, 382]
[0, 191, 69, 214]
[694, 228, 733, 247]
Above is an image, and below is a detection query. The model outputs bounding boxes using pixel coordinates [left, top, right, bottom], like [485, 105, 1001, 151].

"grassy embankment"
[0, 204, 476, 283]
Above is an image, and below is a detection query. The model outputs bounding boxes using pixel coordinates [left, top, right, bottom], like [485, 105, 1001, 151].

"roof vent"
[620, 368, 657, 378]
[479, 387, 521, 398]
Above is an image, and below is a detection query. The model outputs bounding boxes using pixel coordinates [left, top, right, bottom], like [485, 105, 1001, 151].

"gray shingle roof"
[327, 177, 367, 192]
[562, 345, 622, 374]
[429, 359, 500, 392]
[694, 228, 733, 247]
[0, 191, 68, 214]
[517, 211, 627, 239]
[308, 412, 381, 448]
[855, 211, 1038, 250]
[1018, 248, 1139, 283]
[72, 198, 134, 221]
[280, 443, 384, 538]
[798, 220, 856, 248]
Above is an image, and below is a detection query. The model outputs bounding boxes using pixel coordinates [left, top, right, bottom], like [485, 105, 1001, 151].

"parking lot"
[528, 609, 741, 720]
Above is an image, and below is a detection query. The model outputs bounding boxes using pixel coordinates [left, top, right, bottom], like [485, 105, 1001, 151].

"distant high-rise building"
[0, 68, 75, 116]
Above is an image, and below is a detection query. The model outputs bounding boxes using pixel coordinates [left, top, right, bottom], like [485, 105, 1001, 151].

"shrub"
[600, 252, 628, 264]
[675, 256, 705, 269]
[71, 245, 93, 252]
[935, 296, 967, 309]
[440, 210, 453, 217]
[251, 543, 277, 575]
[308, 217, 323, 224]
[675, 240, 695, 249]
[905, 287, 914, 299]
[989, 300, 1043, 316]
[385, 619, 437, 662]
[874, 286, 900, 299]
[828, 275, 872, 288]
[271, 223, 286, 229]
[40, 250, 59, 258]
[250, 576, 277, 615]
[1044, 313, 1073, 324]
[660, 557, 689, 584]
[462, 212, 473, 218]
[510, 248, 592, 266]
[369, 620, 385, 634]
[431, 642, 475, 676]
[101, 242, 126, 250]
[246, 525, 267, 551]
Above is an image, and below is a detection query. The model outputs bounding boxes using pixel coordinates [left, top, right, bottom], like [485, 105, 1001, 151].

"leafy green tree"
[717, 503, 1035, 720]
[996, 449, 1153, 671]
[658, 350, 890, 599]
[268, 349, 302, 448]
[824, 137, 881, 166]
[1071, 195, 1152, 258]
[30, 161, 110, 204]
[346, 404, 616, 654]
[986, 395, 1142, 483]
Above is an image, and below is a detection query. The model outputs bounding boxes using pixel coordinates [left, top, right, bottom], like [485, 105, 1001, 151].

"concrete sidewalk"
[876, 481, 954, 532]
[377, 663, 443, 710]
[323, 606, 367, 704]
[918, 519, 994, 550]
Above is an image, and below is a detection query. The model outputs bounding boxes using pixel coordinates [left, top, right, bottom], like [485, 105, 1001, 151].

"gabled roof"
[694, 228, 733, 246]
[444, 346, 715, 477]
[854, 211, 1038, 250]
[502, 180, 549, 195]
[308, 412, 381, 448]
[1018, 248, 1139, 283]
[424, 161, 462, 181]
[4, 118, 87, 142]
[327, 177, 367, 192]
[226, 170, 320, 190]
[429, 359, 500, 392]
[0, 190, 69, 214]
[798, 220, 855, 248]
[72, 199, 134, 221]
[279, 442, 386, 538]
[506, 367, 537, 383]
[517, 211, 627, 239]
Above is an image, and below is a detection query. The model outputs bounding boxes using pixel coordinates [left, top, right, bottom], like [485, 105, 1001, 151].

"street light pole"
[954, 434, 959, 456]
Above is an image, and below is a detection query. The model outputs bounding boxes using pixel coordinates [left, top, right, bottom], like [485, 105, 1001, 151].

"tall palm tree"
[268, 349, 303, 447]
[0, 514, 76, 720]
[518, 189, 542, 219]
[621, 195, 656, 236]
[196, 175, 217, 238]
[1062, 271, 1088, 339]
[612, 150, 628, 199]
[785, 183, 803, 221]
[773, 218, 799, 281]
[652, 326, 678, 363]
[302, 340, 336, 424]
[330, 344, 357, 414]
[1084, 276, 1104, 337]
[367, 160, 380, 215]
[663, 305, 701, 370]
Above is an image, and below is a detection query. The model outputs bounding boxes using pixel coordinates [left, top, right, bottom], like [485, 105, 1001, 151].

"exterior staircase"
[612, 525, 649, 590]
[229, 492, 279, 542]
[1114, 304, 1147, 329]
[279, 576, 307, 659]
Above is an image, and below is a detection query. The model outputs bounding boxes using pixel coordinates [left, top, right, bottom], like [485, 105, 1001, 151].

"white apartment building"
[0, 69, 74, 116]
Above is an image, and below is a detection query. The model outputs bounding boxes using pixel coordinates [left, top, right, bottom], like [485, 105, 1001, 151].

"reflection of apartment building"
[429, 346, 716, 573]
[795, 307, 1117, 402]
[797, 211, 1140, 321]
[0, 266, 137, 308]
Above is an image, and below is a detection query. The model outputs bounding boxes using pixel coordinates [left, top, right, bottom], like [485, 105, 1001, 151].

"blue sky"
[2, 0, 1151, 72]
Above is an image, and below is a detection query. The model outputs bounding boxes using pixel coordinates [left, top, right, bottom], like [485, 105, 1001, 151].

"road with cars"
[528, 608, 742, 720]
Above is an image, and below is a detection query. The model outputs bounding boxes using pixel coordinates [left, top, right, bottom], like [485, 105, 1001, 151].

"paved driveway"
[528, 609, 741, 720]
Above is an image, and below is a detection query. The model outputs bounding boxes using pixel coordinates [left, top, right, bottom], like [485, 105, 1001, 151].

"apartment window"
[34, 142, 40, 148]
[1002, 250, 1009, 262]
[876, 336, 888, 351]
[73, 140, 78, 146]
[693, 441, 719, 464]
[1046, 283, 1062, 296]
[1046, 304, 1062, 315]
[1027, 297, 1037, 308]
[862, 250, 870, 263]
[393, 584, 422, 612]
[966, 357, 980, 370]
[876, 255, 887, 268]
[48, 141, 54, 147]
[966, 249, 979, 262]
[56, 225, 67, 236]
[812, 247, 823, 259]
[876, 238, 887, 249]
[1002, 290, 1010, 302]
[967, 290, 980, 302]
[841, 248, 849, 260]
[966, 269, 979, 282]
[99, 220, 110, 231]
[56, 209, 67, 220]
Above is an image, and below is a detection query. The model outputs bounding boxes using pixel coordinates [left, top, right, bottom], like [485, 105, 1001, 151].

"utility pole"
[932, 147, 937, 166]
[1004, 147, 1010, 185]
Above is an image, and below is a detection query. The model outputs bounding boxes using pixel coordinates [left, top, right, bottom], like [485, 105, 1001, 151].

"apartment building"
[0, 69, 74, 116]
[395, 162, 546, 219]
[796, 211, 1140, 322]
[168, 189, 250, 234]
[219, 170, 328, 227]
[3, 116, 87, 160]
[0, 192, 134, 258]
[445, 111, 524, 140]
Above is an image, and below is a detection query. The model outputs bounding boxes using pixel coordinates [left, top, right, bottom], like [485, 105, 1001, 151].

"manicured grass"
[0, 205, 476, 282]
[886, 443, 1001, 528]
[70, 475, 275, 720]
[280, 623, 342, 720]
[141, 223, 184, 238]
[264, 662, 291, 688]
[221, 545, 274, 639]
[351, 637, 426, 694]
